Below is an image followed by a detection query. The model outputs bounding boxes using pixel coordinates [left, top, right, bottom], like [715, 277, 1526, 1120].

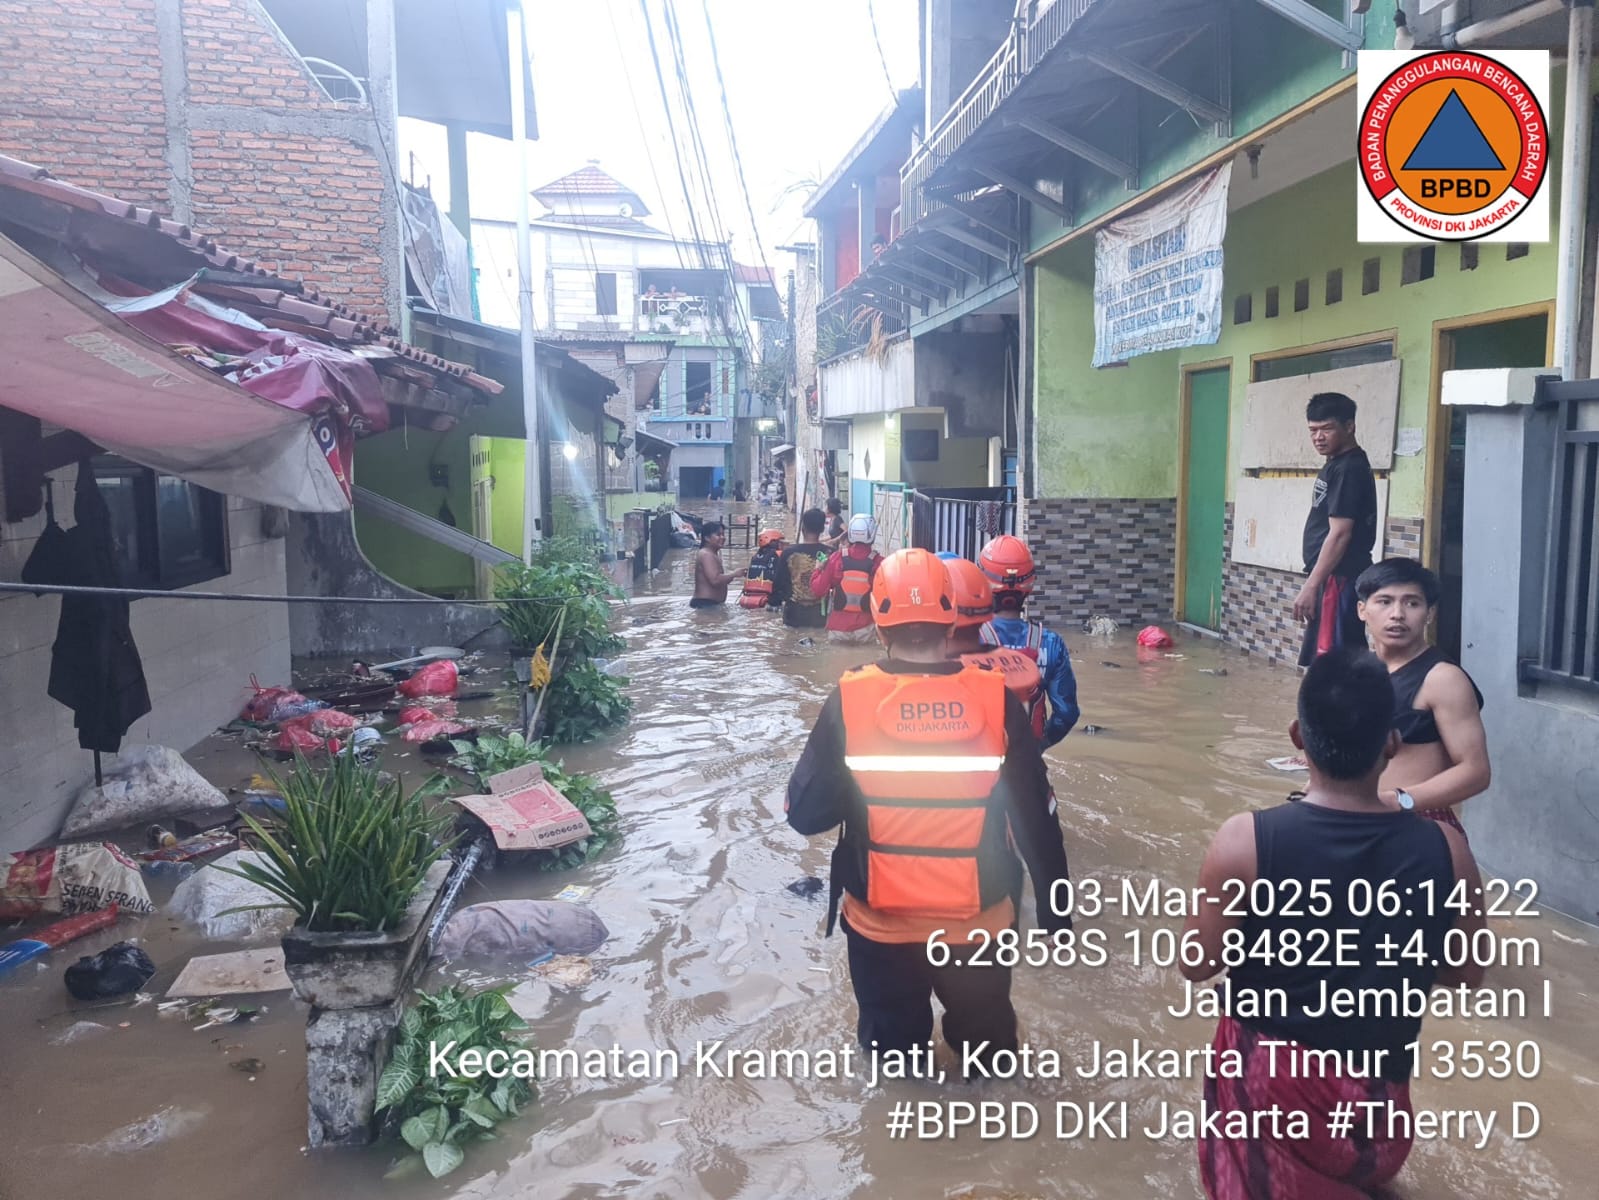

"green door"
[1182, 367, 1230, 629]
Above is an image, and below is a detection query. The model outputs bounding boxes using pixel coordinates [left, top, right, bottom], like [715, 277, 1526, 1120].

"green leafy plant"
[493, 540, 625, 658]
[221, 752, 455, 934]
[448, 731, 546, 787]
[377, 985, 534, 1178]
[544, 660, 632, 745]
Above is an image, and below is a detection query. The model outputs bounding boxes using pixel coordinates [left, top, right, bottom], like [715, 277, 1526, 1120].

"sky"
[399, 0, 921, 277]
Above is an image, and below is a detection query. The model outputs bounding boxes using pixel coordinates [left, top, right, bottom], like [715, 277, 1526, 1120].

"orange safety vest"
[834, 553, 876, 615]
[960, 647, 1045, 742]
[739, 576, 773, 609]
[838, 664, 1011, 920]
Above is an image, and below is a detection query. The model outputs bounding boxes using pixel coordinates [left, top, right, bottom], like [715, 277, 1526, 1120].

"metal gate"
[910, 488, 1017, 561]
[871, 482, 909, 556]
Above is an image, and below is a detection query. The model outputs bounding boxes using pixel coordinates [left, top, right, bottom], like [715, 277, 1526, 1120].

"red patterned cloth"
[1420, 806, 1465, 836]
[1198, 1016, 1414, 1199]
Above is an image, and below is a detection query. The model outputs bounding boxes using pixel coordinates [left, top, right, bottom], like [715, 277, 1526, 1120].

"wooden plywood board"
[1239, 360, 1402, 471]
[1230, 476, 1389, 573]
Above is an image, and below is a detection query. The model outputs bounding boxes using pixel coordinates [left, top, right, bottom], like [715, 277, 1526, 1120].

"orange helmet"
[978, 534, 1036, 595]
[758, 529, 784, 549]
[944, 557, 994, 629]
[869, 548, 956, 629]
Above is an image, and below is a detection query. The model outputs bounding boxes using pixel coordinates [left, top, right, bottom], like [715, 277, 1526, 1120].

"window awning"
[769, 443, 796, 458]
[0, 233, 349, 512]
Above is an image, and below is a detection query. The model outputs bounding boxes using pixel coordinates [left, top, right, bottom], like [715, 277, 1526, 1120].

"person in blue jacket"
[975, 534, 1079, 748]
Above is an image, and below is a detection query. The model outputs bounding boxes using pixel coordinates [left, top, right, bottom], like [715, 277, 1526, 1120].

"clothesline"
[0, 580, 582, 607]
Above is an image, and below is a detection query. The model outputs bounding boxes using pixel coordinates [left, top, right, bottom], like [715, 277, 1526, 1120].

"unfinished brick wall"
[0, 0, 171, 210]
[188, 128, 389, 316]
[184, 0, 336, 109]
[0, 0, 397, 324]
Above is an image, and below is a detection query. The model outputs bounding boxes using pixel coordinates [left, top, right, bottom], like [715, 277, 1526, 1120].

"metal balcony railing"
[899, 0, 1100, 230]
[638, 294, 713, 336]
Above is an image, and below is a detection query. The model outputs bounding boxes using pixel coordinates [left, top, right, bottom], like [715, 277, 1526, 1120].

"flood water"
[2, 539, 1596, 1199]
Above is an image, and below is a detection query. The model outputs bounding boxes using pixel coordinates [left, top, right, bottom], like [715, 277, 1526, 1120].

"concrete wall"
[898, 409, 989, 488]
[819, 336, 914, 418]
[1454, 399, 1599, 922]
[0, 0, 405, 324]
[0, 462, 290, 848]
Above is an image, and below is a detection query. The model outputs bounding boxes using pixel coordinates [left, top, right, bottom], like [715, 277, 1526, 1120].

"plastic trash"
[1136, 625, 1175, 649]
[59, 746, 232, 840]
[397, 659, 458, 698]
[0, 905, 121, 978]
[64, 941, 156, 1000]
[0, 844, 153, 920]
[140, 860, 199, 882]
[241, 675, 322, 723]
[168, 851, 295, 942]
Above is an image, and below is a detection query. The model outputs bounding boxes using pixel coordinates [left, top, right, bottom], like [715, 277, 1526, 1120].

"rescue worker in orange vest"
[739, 529, 788, 610]
[941, 553, 1048, 743]
[785, 548, 1072, 1069]
[809, 513, 884, 645]
[977, 534, 1080, 748]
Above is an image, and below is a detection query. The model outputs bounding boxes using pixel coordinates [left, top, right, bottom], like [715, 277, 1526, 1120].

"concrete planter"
[281, 859, 452, 1009]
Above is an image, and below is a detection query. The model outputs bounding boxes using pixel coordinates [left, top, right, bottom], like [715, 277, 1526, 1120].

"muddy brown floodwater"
[2, 547, 1596, 1200]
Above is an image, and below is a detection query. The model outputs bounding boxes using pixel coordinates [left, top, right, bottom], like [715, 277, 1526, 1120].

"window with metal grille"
[1528, 385, 1599, 695]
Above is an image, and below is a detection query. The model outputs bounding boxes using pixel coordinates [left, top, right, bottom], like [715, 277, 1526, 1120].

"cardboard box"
[453, 763, 592, 851]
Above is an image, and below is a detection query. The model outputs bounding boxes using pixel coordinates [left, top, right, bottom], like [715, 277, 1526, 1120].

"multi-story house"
[475, 164, 781, 502]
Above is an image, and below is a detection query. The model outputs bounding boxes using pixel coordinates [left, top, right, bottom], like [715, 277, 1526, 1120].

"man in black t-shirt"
[1294, 391, 1377, 667]
[775, 507, 829, 629]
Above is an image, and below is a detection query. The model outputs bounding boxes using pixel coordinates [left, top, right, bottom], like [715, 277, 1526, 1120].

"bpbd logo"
[1358, 51, 1549, 243]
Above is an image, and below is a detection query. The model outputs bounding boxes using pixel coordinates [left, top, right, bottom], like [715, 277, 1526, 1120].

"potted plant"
[223, 752, 457, 1009]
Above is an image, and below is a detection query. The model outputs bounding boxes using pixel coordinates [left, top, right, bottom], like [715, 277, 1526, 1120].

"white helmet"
[847, 513, 877, 544]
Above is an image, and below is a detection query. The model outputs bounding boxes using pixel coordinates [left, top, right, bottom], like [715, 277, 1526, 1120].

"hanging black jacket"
[21, 464, 152, 753]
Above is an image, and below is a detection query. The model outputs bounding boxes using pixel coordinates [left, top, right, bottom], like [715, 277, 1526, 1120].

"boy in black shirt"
[1294, 391, 1377, 666]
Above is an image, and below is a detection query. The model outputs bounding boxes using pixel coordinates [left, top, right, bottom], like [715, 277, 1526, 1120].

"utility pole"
[508, 1, 542, 562]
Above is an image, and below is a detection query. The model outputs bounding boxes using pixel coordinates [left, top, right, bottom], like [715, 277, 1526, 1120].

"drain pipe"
[1555, 0, 1595, 380]
[1448, 0, 1566, 48]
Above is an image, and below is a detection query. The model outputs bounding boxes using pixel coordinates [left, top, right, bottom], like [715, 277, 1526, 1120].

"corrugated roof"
[733, 263, 775, 286]
[0, 152, 500, 397]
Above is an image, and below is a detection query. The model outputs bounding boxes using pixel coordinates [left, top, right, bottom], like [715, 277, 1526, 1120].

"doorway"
[1178, 364, 1231, 629]
[678, 466, 713, 500]
[1429, 306, 1551, 660]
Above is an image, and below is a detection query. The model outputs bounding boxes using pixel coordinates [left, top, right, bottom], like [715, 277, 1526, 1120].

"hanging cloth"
[20, 461, 152, 753]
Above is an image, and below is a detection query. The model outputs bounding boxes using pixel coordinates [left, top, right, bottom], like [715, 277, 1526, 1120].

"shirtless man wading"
[1356, 557, 1490, 832]
[691, 521, 739, 609]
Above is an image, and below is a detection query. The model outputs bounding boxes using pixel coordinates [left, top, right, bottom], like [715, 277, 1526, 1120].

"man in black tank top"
[1180, 649, 1485, 1200]
[1356, 558, 1490, 835]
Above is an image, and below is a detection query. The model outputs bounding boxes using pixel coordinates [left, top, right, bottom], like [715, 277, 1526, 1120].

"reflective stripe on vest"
[835, 556, 874, 614]
[838, 664, 1009, 919]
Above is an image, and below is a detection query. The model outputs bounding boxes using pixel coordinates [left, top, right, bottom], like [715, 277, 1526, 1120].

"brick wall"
[0, 464, 290, 848]
[188, 129, 389, 316]
[1024, 497, 1176, 629]
[0, 0, 170, 209]
[0, 0, 397, 324]
[184, 0, 332, 108]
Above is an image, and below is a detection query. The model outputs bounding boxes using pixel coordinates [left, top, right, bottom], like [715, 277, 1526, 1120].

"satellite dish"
[619, 202, 634, 218]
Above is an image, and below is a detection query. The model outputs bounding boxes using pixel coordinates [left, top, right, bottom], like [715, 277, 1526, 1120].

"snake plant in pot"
[224, 752, 459, 1008]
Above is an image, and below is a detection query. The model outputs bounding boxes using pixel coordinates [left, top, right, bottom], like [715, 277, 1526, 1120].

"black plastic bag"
[64, 941, 155, 1000]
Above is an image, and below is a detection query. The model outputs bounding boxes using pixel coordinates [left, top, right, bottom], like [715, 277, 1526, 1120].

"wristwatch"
[1394, 788, 1416, 812]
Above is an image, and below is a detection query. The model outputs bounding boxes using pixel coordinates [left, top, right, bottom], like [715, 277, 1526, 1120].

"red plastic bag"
[403, 719, 471, 744]
[397, 660, 458, 698]
[272, 719, 343, 756]
[305, 708, 358, 737]
[241, 674, 319, 723]
[1136, 625, 1175, 649]
[397, 701, 457, 726]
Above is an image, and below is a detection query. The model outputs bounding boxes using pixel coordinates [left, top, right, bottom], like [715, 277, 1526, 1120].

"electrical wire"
[866, 0, 899, 106]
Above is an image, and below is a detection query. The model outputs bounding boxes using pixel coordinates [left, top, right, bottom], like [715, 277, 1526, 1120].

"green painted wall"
[353, 424, 476, 597]
[1034, 159, 1558, 512]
